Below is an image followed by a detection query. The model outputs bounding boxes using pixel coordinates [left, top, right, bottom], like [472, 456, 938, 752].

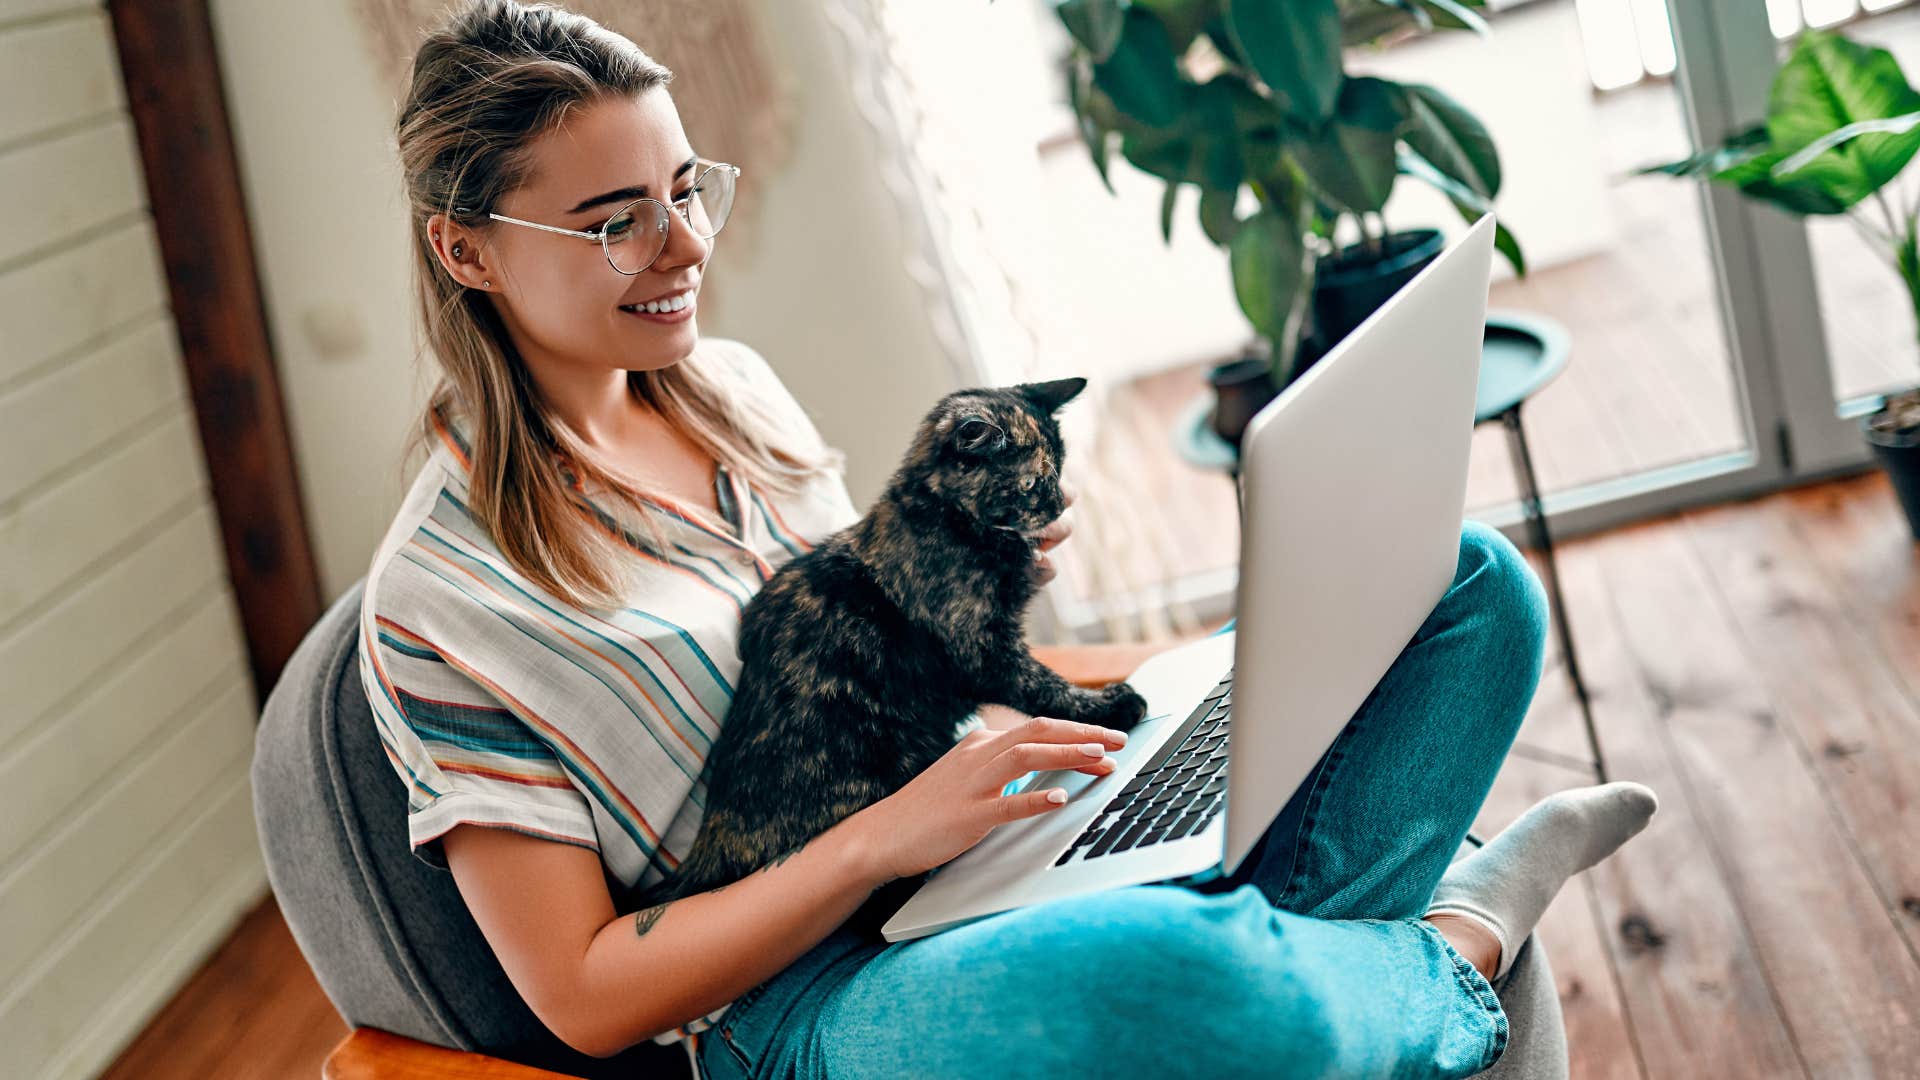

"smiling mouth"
[618, 287, 695, 315]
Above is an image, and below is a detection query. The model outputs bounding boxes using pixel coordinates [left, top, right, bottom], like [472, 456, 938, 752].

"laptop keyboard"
[1053, 666, 1233, 866]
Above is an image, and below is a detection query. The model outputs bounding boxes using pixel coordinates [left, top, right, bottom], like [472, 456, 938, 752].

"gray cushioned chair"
[252, 579, 1568, 1078]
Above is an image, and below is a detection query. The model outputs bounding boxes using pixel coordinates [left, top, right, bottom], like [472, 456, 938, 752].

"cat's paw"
[1092, 682, 1149, 730]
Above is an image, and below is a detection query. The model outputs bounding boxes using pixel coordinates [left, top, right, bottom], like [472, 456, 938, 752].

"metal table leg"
[1500, 403, 1608, 782]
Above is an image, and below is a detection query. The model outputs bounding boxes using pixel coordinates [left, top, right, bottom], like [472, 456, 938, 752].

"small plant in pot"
[1045, 0, 1527, 448]
[1640, 27, 1920, 540]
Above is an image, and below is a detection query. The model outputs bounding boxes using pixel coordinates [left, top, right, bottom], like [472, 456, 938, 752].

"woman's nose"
[657, 209, 710, 268]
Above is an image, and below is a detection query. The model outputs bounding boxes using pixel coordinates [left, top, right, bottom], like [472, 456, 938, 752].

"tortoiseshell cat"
[624, 376, 1148, 928]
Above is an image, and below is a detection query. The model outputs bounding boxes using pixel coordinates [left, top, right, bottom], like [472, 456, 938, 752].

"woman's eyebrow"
[564, 154, 700, 215]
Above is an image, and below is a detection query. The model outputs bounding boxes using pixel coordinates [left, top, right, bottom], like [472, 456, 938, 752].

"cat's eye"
[1020, 475, 1036, 492]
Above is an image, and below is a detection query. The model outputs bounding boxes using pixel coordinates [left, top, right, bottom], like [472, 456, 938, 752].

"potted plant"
[1640, 27, 1920, 540]
[1046, 0, 1527, 446]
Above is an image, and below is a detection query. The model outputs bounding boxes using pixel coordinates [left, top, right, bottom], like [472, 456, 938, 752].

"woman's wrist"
[827, 808, 895, 891]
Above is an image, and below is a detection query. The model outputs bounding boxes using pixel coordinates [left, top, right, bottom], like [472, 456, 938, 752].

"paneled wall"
[0, 2, 267, 1075]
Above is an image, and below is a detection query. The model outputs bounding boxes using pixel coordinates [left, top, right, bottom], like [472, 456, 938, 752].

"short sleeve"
[359, 589, 600, 871]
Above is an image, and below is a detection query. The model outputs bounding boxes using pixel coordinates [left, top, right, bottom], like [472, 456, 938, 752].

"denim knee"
[1459, 520, 1549, 653]
[1104, 887, 1343, 1064]
[1455, 521, 1550, 716]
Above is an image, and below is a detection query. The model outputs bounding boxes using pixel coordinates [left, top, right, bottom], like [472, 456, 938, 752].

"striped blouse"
[356, 337, 878, 1047]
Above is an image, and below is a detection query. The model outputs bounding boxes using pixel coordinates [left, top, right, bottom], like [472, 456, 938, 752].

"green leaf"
[1094, 8, 1186, 128]
[1112, 77, 1252, 190]
[1133, 0, 1219, 53]
[1202, 13, 1248, 66]
[1343, 0, 1487, 47]
[1630, 122, 1848, 214]
[1713, 146, 1853, 215]
[1217, 72, 1287, 181]
[1399, 83, 1500, 198]
[1634, 125, 1771, 179]
[1224, 0, 1343, 124]
[1199, 185, 1241, 244]
[1229, 205, 1310, 343]
[1192, 76, 1249, 192]
[1118, 114, 1201, 182]
[1398, 147, 1525, 276]
[1764, 29, 1920, 208]
[1067, 56, 1118, 196]
[1493, 217, 1524, 278]
[1896, 219, 1920, 318]
[1160, 180, 1181, 244]
[1415, 0, 1489, 35]
[1292, 76, 1408, 213]
[1056, 0, 1128, 62]
[1774, 111, 1920, 179]
[1341, 1, 1419, 47]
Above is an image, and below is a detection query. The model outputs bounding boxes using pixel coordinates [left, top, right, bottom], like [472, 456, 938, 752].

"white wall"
[0, 2, 267, 1076]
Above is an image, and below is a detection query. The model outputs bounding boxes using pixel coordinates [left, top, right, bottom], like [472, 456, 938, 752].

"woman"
[360, 2, 1658, 1076]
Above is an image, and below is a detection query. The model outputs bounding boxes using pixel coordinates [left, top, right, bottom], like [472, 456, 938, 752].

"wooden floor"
[97, 894, 345, 1080]
[1475, 468, 1920, 1079]
[106, 472, 1920, 1078]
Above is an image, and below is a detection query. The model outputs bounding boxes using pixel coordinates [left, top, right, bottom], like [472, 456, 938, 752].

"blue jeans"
[692, 519, 1548, 1079]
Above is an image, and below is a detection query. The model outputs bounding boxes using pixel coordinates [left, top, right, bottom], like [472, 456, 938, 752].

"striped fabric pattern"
[356, 337, 865, 1047]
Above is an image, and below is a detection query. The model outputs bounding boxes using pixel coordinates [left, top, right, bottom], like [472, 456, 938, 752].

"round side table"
[1174, 309, 1605, 781]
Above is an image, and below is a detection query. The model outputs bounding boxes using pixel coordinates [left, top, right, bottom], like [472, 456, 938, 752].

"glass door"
[1766, 0, 1920, 463]
[1345, 0, 1801, 543]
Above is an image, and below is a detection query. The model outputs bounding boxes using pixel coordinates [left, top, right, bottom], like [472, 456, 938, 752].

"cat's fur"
[622, 376, 1148, 925]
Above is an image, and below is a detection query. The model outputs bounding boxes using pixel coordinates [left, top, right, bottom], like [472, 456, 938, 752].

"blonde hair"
[392, 0, 842, 610]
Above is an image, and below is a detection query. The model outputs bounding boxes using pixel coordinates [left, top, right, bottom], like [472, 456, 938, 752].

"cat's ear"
[1017, 376, 1089, 414]
[951, 416, 1006, 455]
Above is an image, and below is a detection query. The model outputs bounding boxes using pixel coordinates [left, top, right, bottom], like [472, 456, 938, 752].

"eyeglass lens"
[603, 163, 737, 274]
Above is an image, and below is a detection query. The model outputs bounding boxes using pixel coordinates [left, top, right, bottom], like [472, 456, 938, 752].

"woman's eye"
[600, 212, 635, 239]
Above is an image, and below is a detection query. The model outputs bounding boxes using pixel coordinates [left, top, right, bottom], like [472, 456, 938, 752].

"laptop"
[880, 213, 1499, 942]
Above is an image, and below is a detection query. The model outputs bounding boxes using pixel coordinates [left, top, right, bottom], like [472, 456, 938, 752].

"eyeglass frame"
[452, 160, 741, 277]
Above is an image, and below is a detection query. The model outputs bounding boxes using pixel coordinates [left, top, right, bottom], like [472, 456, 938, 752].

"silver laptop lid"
[1222, 214, 1497, 876]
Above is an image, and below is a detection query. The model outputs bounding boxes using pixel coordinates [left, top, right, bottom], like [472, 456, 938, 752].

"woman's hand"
[1032, 480, 1077, 587]
[845, 715, 1129, 885]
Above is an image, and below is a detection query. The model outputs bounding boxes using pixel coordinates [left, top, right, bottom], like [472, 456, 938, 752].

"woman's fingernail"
[1080, 741, 1106, 756]
[1046, 788, 1068, 803]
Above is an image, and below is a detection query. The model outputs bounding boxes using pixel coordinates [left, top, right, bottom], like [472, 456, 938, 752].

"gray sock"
[1424, 781, 1659, 980]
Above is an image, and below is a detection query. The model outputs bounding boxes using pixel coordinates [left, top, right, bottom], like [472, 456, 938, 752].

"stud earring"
[452, 242, 463, 257]
[484, 280, 491, 287]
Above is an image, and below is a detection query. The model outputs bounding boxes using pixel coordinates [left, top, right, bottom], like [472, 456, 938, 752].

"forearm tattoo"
[634, 903, 670, 938]
[631, 845, 812, 939]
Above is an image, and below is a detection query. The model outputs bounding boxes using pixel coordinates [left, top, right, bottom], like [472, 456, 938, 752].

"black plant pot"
[1296, 228, 1448, 375]
[1865, 407, 1920, 542]
[1207, 356, 1279, 450]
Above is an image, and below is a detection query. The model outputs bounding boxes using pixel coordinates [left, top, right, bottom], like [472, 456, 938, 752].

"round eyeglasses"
[456, 160, 740, 277]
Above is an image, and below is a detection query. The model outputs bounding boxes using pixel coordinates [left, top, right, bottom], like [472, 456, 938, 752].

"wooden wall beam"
[107, 0, 322, 705]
